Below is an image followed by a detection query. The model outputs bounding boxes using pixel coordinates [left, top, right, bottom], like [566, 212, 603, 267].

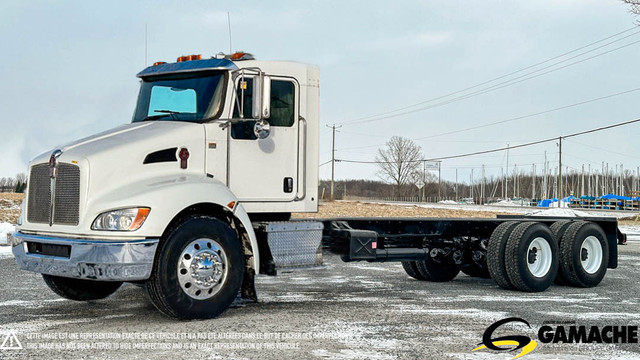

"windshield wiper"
[140, 114, 171, 122]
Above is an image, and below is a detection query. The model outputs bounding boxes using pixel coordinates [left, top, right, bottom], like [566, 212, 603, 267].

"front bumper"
[10, 232, 159, 281]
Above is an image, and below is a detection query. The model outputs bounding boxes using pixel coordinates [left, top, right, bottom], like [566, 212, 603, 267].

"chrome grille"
[53, 164, 80, 225]
[27, 164, 51, 224]
[27, 163, 80, 225]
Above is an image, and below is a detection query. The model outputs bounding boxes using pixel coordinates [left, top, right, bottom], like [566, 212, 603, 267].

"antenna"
[227, 12, 232, 54]
[144, 23, 148, 66]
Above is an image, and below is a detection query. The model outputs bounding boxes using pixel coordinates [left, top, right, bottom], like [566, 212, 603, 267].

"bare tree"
[16, 172, 26, 184]
[0, 177, 6, 193]
[623, 0, 640, 15]
[375, 136, 423, 196]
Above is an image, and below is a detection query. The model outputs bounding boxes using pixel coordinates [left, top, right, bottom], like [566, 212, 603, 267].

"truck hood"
[29, 121, 207, 222]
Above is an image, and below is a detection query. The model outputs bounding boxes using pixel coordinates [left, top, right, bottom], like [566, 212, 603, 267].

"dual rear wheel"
[487, 220, 608, 292]
[401, 220, 609, 293]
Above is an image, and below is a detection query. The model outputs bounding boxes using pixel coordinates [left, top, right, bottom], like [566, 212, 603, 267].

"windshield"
[132, 72, 226, 123]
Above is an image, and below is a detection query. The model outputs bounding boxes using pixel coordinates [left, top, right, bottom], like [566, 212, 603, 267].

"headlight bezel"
[91, 207, 151, 231]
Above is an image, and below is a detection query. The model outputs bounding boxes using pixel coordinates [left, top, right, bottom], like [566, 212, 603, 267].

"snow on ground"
[364, 200, 640, 241]
[371, 200, 635, 219]
[0, 245, 13, 258]
[0, 222, 15, 245]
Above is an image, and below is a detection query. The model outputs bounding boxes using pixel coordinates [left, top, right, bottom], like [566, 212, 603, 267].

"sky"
[1, 0, 640, 186]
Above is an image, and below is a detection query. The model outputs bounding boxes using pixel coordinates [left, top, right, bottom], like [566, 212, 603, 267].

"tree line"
[0, 173, 27, 193]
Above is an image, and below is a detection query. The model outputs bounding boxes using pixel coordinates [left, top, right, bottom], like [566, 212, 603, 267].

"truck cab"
[10, 52, 322, 318]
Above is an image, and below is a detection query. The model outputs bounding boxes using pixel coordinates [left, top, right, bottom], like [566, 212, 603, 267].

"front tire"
[42, 274, 122, 301]
[145, 216, 244, 319]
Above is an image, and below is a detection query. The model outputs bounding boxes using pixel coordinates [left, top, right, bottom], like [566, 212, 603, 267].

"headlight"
[91, 208, 150, 231]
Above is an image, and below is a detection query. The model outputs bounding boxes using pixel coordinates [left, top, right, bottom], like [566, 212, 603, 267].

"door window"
[232, 79, 296, 139]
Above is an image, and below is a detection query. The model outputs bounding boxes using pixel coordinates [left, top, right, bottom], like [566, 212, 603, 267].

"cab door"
[227, 76, 299, 202]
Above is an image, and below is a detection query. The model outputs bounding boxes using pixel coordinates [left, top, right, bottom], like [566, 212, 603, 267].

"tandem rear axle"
[322, 216, 624, 292]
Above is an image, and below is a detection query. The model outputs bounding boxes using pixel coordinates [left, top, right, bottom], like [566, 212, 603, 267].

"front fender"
[85, 174, 259, 271]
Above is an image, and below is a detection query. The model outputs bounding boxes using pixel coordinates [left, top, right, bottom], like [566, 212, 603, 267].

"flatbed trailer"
[319, 215, 625, 292]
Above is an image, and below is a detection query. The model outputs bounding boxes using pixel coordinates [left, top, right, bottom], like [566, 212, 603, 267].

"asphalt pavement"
[0, 243, 639, 359]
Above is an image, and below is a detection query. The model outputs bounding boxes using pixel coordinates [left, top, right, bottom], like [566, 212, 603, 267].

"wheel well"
[162, 203, 255, 270]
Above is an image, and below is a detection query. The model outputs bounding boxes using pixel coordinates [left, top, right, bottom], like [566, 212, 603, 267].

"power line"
[336, 116, 640, 164]
[343, 36, 640, 126]
[336, 86, 640, 151]
[337, 26, 640, 125]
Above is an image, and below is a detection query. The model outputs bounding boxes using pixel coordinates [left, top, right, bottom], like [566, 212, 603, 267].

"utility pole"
[422, 161, 426, 202]
[558, 137, 562, 203]
[438, 161, 442, 201]
[532, 163, 536, 200]
[481, 164, 485, 203]
[581, 164, 584, 197]
[470, 169, 474, 200]
[455, 168, 458, 200]
[327, 124, 341, 201]
[505, 144, 509, 199]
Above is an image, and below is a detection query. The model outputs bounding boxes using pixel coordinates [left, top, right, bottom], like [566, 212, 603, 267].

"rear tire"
[559, 221, 608, 288]
[145, 216, 244, 319]
[414, 256, 460, 282]
[549, 220, 573, 285]
[487, 221, 520, 289]
[461, 264, 491, 278]
[42, 274, 122, 301]
[402, 261, 427, 280]
[505, 222, 558, 292]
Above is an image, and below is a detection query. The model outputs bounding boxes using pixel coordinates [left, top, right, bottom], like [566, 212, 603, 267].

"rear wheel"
[504, 222, 558, 292]
[414, 254, 460, 282]
[559, 221, 608, 288]
[461, 263, 491, 278]
[549, 220, 573, 285]
[43, 275, 122, 301]
[145, 216, 244, 319]
[401, 261, 427, 280]
[487, 221, 520, 289]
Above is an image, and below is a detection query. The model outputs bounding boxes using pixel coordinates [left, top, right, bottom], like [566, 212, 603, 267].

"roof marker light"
[177, 54, 202, 62]
[153, 61, 166, 66]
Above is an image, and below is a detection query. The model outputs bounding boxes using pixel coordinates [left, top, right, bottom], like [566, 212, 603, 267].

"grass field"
[1, 193, 638, 226]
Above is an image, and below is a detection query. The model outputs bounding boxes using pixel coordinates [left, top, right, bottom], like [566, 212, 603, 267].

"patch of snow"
[312, 349, 394, 359]
[0, 245, 13, 258]
[492, 199, 530, 207]
[0, 222, 16, 245]
[438, 200, 457, 205]
[525, 208, 592, 217]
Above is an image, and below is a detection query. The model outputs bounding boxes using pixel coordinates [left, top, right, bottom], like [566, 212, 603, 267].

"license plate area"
[26, 242, 71, 258]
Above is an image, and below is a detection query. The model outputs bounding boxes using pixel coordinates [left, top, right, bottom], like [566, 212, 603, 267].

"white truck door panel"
[227, 77, 300, 202]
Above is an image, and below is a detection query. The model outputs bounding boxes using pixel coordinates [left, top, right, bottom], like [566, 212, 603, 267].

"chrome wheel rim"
[177, 238, 228, 300]
[580, 236, 603, 274]
[527, 237, 552, 278]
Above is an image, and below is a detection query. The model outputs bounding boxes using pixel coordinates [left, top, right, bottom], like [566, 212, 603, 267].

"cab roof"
[136, 58, 238, 78]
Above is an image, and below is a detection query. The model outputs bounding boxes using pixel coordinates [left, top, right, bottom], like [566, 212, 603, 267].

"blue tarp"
[537, 198, 558, 208]
[600, 193, 632, 201]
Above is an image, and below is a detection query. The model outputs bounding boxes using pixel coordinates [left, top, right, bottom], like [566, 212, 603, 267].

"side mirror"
[252, 75, 271, 120]
[254, 120, 270, 139]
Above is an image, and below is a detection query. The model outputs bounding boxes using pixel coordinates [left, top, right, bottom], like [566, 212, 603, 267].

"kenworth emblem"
[48, 149, 63, 225]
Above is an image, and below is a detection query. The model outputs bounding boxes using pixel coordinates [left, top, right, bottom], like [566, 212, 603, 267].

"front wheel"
[42, 274, 122, 301]
[145, 216, 244, 319]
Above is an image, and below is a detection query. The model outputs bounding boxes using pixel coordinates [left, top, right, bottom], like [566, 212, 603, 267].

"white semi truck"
[9, 52, 626, 319]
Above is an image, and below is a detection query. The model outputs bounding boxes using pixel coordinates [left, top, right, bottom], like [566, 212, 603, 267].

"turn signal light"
[177, 54, 202, 62]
